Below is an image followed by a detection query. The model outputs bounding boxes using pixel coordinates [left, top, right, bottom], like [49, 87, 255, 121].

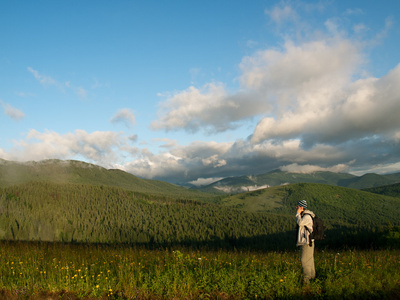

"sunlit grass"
[0, 241, 399, 299]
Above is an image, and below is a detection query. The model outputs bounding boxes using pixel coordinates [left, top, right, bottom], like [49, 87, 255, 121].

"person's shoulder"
[303, 210, 315, 218]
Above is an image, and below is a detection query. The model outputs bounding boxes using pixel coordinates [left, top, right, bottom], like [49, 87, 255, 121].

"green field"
[0, 241, 399, 299]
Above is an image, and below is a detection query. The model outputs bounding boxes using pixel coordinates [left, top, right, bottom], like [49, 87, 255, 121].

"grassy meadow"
[0, 241, 399, 299]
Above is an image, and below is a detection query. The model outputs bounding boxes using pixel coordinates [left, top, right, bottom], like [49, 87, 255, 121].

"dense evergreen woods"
[220, 183, 400, 226]
[1, 181, 399, 250]
[363, 182, 400, 198]
[272, 183, 400, 225]
[0, 182, 295, 249]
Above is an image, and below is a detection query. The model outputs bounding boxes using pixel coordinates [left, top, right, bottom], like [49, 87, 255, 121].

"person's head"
[296, 200, 307, 211]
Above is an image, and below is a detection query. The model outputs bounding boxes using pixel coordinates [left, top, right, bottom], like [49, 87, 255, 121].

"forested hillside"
[221, 183, 400, 224]
[0, 159, 212, 200]
[0, 182, 295, 249]
[363, 182, 400, 198]
[1, 181, 399, 250]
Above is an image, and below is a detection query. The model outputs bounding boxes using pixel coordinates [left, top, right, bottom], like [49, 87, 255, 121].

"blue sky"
[1, 0, 400, 185]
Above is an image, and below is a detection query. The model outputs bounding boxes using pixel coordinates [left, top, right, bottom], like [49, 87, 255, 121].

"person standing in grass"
[296, 199, 316, 284]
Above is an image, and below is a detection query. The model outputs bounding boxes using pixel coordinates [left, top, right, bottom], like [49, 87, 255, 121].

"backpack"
[304, 213, 325, 243]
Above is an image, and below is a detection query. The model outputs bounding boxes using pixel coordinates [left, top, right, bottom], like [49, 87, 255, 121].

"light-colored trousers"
[300, 243, 315, 282]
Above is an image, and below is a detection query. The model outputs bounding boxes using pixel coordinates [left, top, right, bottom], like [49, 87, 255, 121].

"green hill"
[218, 183, 400, 224]
[340, 173, 398, 189]
[0, 159, 213, 201]
[363, 182, 400, 198]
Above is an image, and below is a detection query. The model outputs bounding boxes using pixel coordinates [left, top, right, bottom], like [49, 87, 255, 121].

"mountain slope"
[340, 173, 398, 189]
[0, 159, 212, 200]
[195, 169, 400, 194]
[363, 182, 400, 198]
[218, 183, 400, 226]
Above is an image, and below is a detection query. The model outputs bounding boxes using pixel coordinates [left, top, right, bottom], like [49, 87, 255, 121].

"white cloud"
[241, 38, 361, 95]
[151, 83, 270, 133]
[124, 150, 186, 181]
[353, 23, 368, 34]
[110, 108, 135, 128]
[28, 67, 58, 86]
[6, 129, 125, 167]
[202, 154, 227, 168]
[28, 67, 87, 98]
[265, 4, 297, 24]
[243, 35, 395, 145]
[215, 184, 270, 194]
[123, 140, 234, 181]
[351, 162, 400, 176]
[76, 87, 87, 98]
[16, 92, 35, 97]
[153, 138, 178, 149]
[344, 8, 364, 16]
[280, 163, 351, 174]
[188, 177, 223, 187]
[0, 100, 25, 120]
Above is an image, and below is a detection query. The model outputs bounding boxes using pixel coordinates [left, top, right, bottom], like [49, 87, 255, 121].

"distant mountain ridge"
[194, 169, 400, 194]
[2, 158, 400, 196]
[0, 159, 212, 200]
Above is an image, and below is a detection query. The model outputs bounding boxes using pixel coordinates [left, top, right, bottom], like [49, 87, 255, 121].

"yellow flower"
[96, 285, 99, 288]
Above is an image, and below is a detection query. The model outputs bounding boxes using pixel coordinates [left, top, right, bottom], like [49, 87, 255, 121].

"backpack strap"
[302, 213, 314, 246]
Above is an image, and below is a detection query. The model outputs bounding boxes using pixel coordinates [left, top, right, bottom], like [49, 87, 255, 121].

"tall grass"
[0, 241, 399, 299]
